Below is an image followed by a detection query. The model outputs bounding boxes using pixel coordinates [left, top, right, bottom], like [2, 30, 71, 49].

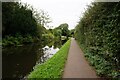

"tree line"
[2, 2, 74, 47]
[2, 2, 52, 47]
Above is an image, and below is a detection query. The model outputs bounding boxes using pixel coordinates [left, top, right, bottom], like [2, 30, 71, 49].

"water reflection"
[43, 46, 59, 58]
[2, 39, 66, 79]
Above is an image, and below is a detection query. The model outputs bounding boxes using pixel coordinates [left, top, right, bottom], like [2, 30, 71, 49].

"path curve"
[62, 38, 98, 78]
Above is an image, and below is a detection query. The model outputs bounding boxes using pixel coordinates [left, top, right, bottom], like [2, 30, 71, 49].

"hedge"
[75, 2, 120, 77]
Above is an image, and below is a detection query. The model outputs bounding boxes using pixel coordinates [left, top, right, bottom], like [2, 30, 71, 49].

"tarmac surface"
[62, 38, 98, 78]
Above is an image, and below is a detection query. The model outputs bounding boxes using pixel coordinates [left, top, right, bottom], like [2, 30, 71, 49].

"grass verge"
[28, 39, 71, 79]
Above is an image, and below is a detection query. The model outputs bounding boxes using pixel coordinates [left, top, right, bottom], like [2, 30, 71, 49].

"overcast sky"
[21, 0, 93, 29]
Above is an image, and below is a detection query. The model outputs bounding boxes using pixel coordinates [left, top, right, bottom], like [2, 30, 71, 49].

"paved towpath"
[62, 38, 98, 78]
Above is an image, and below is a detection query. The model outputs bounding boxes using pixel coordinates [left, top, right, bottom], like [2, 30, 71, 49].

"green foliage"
[34, 9, 52, 28]
[58, 23, 70, 37]
[69, 29, 75, 37]
[2, 34, 35, 47]
[28, 39, 71, 78]
[42, 33, 54, 42]
[52, 23, 71, 41]
[23, 34, 34, 43]
[80, 44, 119, 77]
[75, 2, 120, 77]
[53, 29, 62, 37]
[3, 35, 20, 47]
[2, 2, 38, 37]
[0, 41, 2, 46]
[2, 2, 52, 47]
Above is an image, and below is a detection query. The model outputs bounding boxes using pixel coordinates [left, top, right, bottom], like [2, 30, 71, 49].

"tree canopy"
[2, 2, 52, 46]
[2, 2, 51, 38]
[2, 2, 38, 37]
[53, 23, 70, 37]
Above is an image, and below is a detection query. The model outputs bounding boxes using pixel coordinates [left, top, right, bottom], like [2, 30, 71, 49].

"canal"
[2, 39, 67, 79]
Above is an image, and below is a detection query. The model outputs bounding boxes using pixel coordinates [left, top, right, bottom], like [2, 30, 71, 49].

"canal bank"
[2, 39, 66, 79]
[28, 39, 71, 78]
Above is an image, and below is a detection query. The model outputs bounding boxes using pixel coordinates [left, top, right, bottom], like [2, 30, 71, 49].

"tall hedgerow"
[75, 2, 120, 77]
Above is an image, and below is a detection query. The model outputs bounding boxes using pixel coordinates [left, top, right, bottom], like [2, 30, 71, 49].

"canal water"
[2, 40, 67, 79]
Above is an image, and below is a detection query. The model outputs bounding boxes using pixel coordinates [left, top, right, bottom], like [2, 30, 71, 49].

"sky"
[21, 0, 93, 30]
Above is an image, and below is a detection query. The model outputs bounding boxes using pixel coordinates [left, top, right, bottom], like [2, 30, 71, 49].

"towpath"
[63, 38, 98, 78]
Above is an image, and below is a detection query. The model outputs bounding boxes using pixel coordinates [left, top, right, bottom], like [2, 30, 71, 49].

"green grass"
[28, 39, 71, 79]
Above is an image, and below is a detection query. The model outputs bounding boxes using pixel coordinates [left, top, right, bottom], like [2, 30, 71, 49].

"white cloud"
[21, 0, 93, 29]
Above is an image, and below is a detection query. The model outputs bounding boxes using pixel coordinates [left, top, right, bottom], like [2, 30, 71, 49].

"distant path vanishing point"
[63, 38, 98, 78]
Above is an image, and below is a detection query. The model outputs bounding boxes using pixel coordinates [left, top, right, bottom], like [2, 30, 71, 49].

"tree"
[2, 2, 38, 37]
[58, 23, 70, 37]
[53, 29, 62, 37]
[33, 9, 52, 28]
[69, 29, 75, 37]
